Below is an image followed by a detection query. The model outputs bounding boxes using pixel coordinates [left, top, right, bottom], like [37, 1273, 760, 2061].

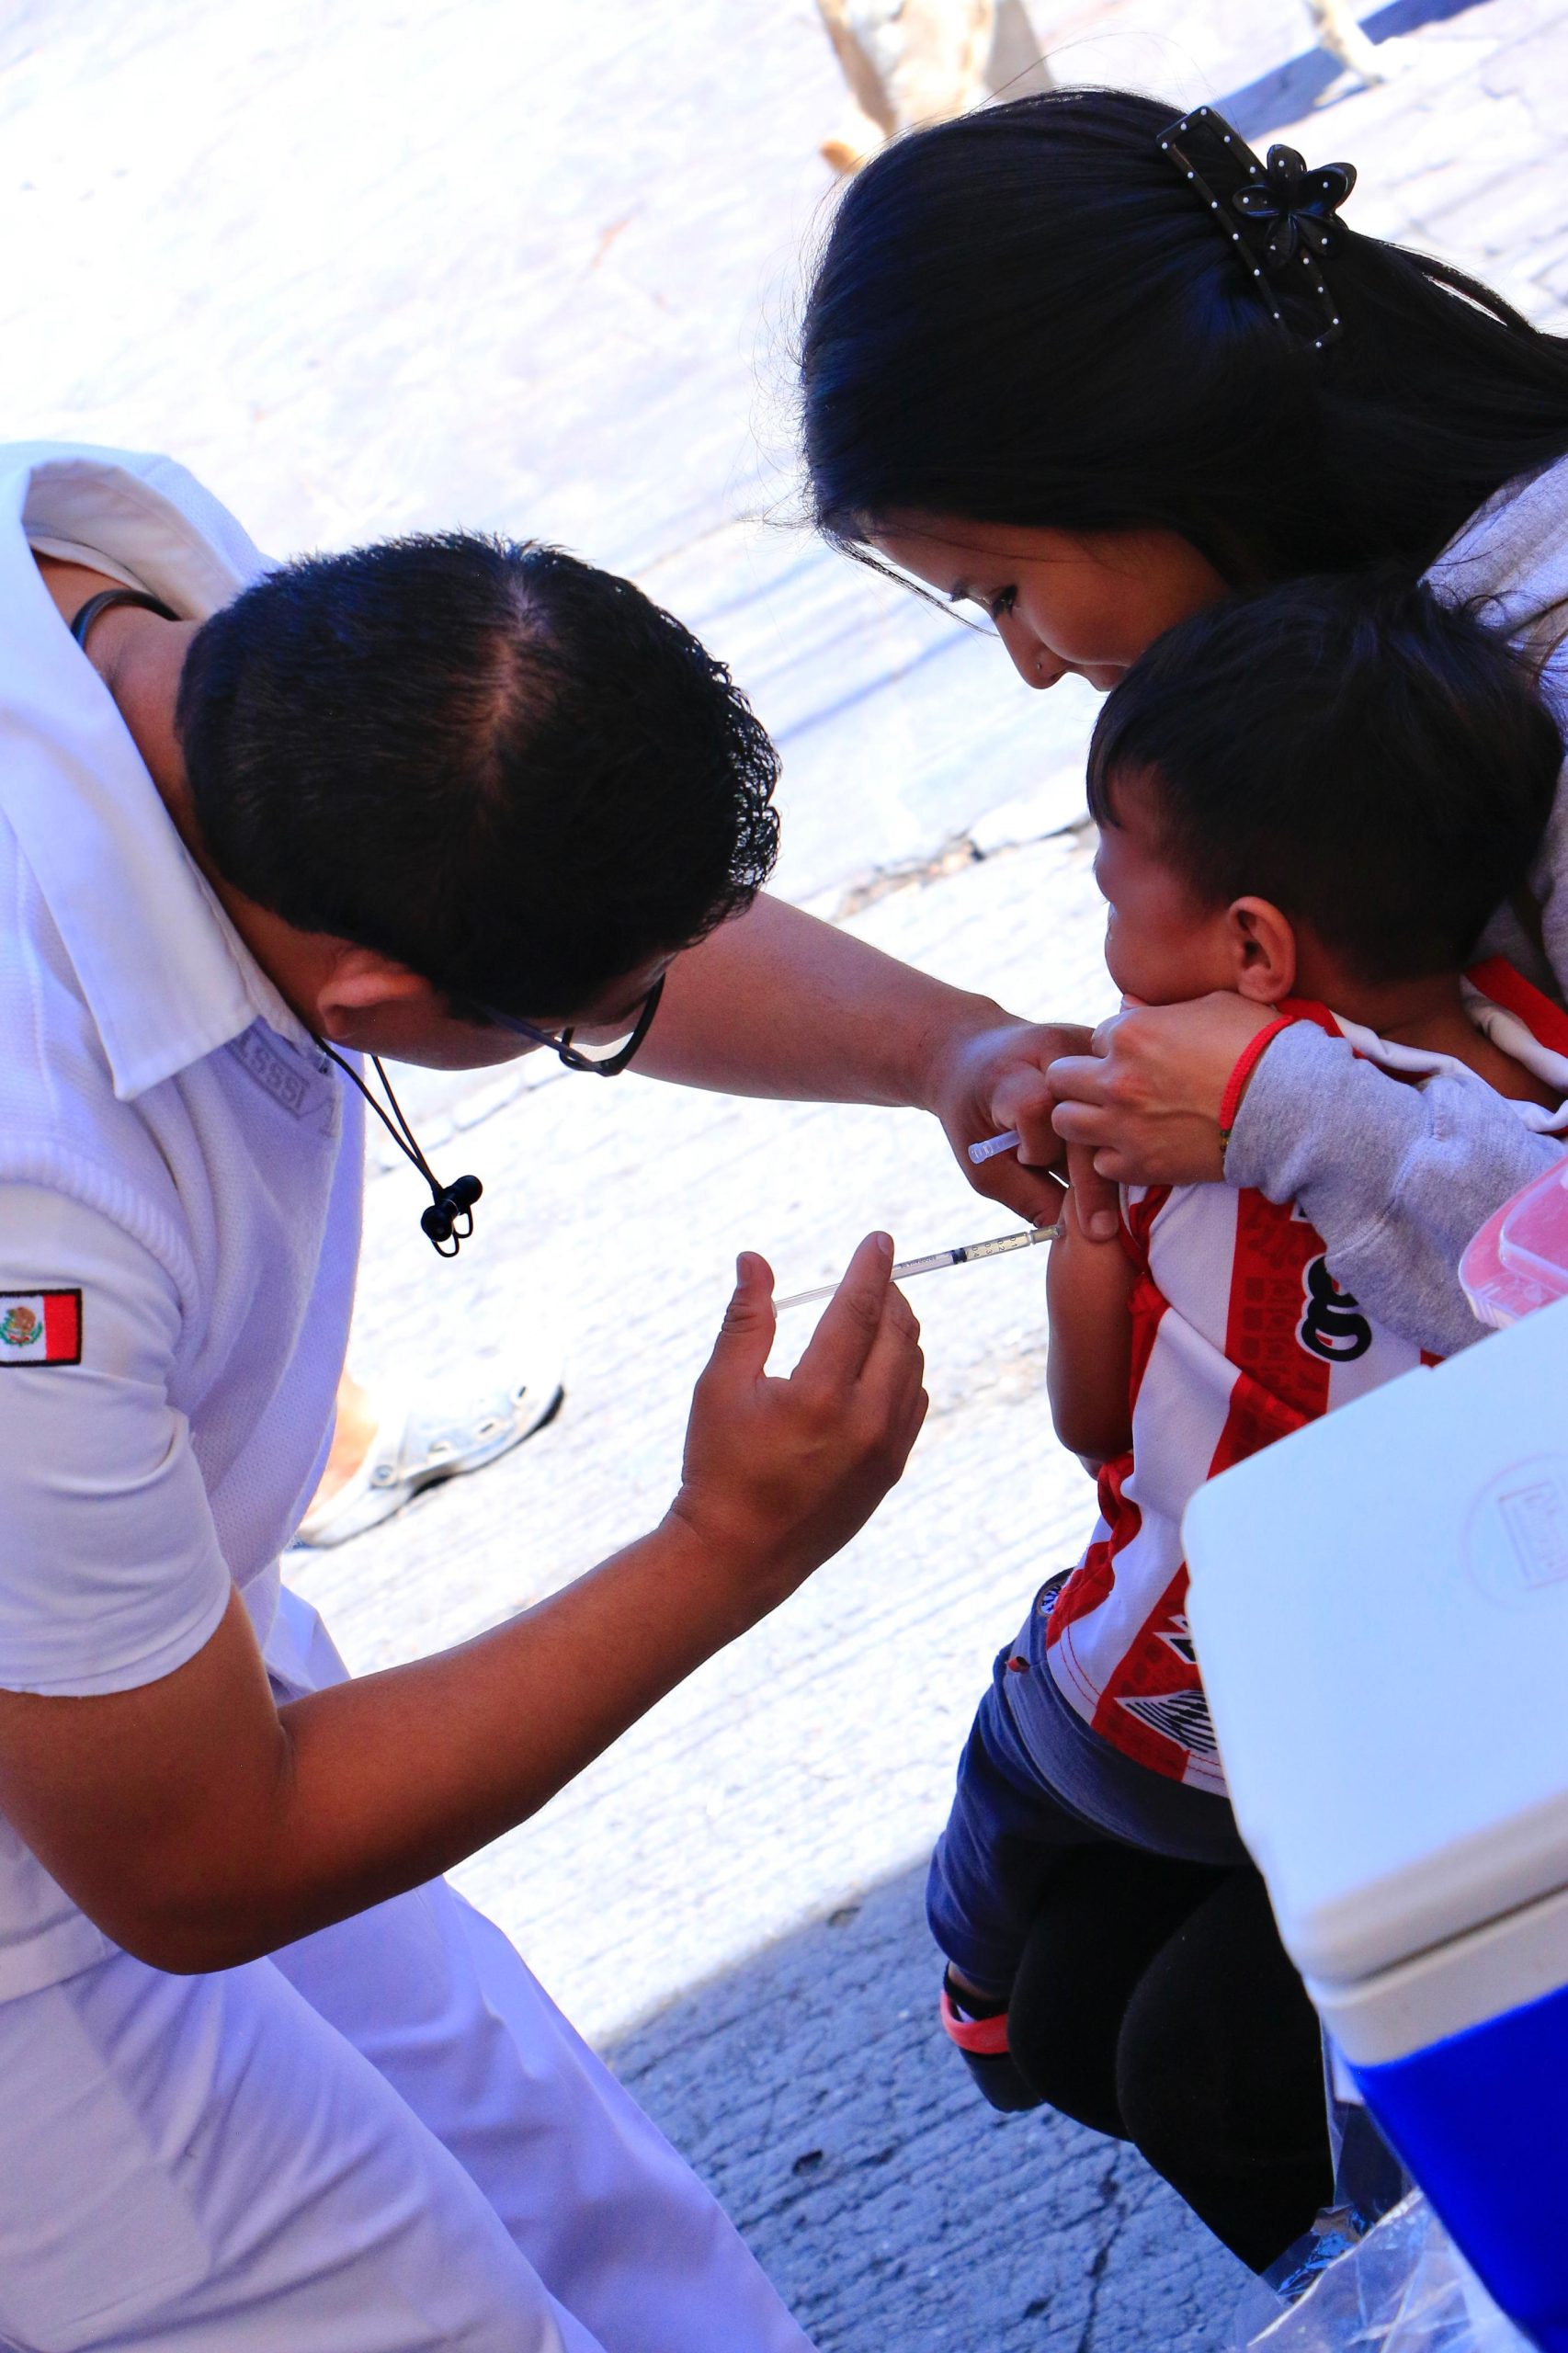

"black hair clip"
[1157, 105, 1356, 349]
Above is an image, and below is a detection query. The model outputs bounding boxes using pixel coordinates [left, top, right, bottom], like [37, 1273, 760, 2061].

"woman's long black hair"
[800, 88, 1568, 584]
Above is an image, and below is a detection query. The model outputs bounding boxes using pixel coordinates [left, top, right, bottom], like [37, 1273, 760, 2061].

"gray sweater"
[1227, 459, 1568, 1358]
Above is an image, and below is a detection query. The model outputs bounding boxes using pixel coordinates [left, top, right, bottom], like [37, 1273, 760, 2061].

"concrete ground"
[4, 0, 1566, 2342]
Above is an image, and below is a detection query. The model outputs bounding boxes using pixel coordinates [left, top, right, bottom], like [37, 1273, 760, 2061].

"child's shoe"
[939, 1971, 1042, 2113]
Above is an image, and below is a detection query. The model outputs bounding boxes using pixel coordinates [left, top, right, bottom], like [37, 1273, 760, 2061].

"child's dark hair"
[801, 89, 1568, 584]
[1085, 575, 1563, 984]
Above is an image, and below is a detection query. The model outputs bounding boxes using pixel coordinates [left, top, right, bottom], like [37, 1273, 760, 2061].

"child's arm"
[1046, 1187, 1137, 1468]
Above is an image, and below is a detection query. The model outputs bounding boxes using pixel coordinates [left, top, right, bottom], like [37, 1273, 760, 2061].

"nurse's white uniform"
[0, 444, 812, 2353]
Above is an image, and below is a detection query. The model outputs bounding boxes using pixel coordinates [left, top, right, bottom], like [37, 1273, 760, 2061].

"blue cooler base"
[1354, 1976, 1568, 2352]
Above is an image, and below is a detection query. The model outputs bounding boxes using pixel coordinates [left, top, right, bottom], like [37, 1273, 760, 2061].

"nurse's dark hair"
[1085, 573, 1564, 984]
[175, 535, 779, 1019]
[801, 88, 1568, 580]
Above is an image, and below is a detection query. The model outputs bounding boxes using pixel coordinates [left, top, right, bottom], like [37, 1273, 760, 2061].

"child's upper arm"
[1046, 1189, 1138, 1466]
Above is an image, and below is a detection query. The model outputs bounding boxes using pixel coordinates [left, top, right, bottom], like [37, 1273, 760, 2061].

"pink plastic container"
[1460, 1159, 1568, 1329]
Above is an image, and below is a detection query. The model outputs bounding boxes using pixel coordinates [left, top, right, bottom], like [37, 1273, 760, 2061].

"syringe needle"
[776, 1219, 1062, 1313]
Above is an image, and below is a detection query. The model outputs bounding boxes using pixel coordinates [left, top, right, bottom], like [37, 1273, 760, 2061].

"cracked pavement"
[2, 0, 1565, 2342]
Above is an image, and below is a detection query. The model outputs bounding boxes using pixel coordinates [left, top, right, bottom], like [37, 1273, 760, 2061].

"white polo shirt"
[0, 444, 364, 1997]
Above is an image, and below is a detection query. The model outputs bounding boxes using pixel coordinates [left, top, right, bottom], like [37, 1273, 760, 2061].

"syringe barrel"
[954, 1231, 1039, 1265]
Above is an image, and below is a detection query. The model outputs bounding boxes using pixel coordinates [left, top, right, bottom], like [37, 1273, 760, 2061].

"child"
[930, 574, 1568, 2233]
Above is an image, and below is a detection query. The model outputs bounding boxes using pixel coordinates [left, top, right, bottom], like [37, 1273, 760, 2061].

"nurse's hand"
[670, 1232, 927, 1620]
[928, 1017, 1094, 1224]
[1047, 994, 1279, 1236]
[0, 1242, 926, 1978]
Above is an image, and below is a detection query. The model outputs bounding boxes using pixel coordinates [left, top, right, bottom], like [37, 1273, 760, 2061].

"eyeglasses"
[479, 972, 665, 1077]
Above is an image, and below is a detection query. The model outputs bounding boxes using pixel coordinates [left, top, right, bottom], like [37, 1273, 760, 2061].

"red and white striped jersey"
[1044, 961, 1568, 1793]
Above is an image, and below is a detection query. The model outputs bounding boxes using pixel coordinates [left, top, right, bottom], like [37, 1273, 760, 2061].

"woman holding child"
[799, 89, 1568, 2268]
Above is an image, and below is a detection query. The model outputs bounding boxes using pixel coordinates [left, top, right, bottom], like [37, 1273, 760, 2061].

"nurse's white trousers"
[0, 1599, 814, 2353]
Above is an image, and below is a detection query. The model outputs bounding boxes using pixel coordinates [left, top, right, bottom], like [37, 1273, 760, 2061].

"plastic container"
[1460, 1158, 1568, 1330]
[1183, 1293, 1568, 2351]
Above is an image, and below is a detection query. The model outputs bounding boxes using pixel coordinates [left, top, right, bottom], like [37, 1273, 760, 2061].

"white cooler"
[1184, 1294, 1568, 2351]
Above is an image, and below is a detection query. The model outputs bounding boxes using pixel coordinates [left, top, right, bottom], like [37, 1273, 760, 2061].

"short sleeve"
[0, 1183, 231, 1696]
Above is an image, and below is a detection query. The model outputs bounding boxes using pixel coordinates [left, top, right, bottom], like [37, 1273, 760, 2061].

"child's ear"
[1221, 898, 1297, 1003]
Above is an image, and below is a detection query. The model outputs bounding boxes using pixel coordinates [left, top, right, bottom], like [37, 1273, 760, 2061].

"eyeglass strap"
[313, 1039, 483, 1256]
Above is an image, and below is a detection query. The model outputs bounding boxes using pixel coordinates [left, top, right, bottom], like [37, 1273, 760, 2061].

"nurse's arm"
[0, 1239, 926, 1975]
[642, 893, 1093, 1230]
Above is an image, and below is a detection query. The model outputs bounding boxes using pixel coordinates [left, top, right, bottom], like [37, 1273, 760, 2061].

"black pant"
[1006, 1846, 1332, 2272]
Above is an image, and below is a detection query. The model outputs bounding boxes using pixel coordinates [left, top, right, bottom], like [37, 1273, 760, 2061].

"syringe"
[777, 1200, 1065, 1314]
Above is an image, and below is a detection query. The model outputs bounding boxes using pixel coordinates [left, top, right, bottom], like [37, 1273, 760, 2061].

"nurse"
[0, 441, 1063, 2350]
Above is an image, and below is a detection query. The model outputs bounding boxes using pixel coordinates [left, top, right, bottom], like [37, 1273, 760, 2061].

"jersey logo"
[0, 1290, 83, 1366]
[1117, 1688, 1220, 1757]
[1298, 1256, 1371, 1363]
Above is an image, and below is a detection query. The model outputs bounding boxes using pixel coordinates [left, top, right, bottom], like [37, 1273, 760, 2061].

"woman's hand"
[1047, 995, 1279, 1238]
[670, 1233, 928, 1621]
[926, 1017, 1095, 1223]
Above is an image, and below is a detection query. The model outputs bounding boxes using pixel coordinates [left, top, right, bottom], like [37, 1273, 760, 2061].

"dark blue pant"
[927, 1583, 1247, 1993]
[927, 1588, 1330, 2270]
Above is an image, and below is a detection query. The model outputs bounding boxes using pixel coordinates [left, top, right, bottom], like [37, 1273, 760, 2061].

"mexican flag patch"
[0, 1290, 82, 1366]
